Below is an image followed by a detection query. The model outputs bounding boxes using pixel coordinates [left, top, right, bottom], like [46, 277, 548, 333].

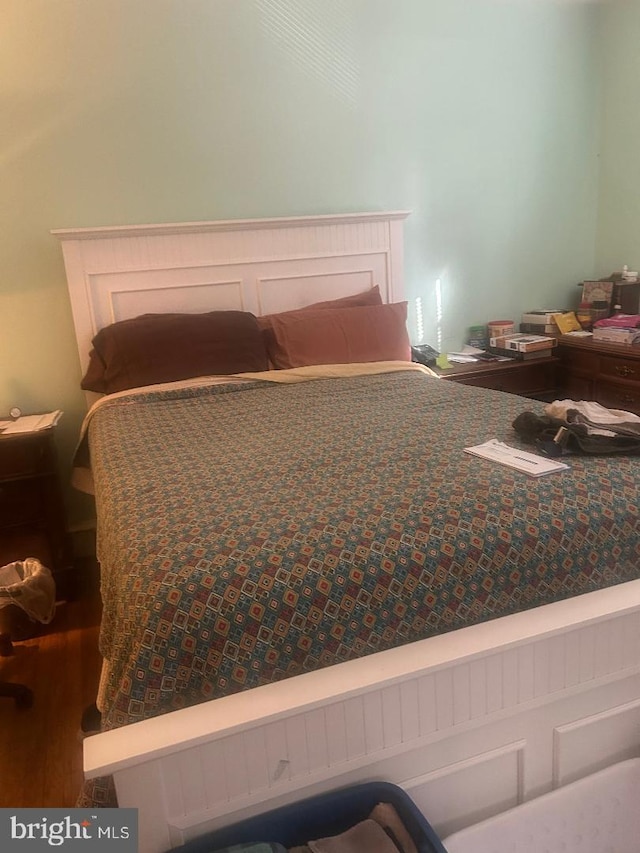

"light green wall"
[1, 0, 602, 529]
[595, 0, 640, 278]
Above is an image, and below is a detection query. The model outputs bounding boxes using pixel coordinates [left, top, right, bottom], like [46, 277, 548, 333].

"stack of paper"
[1, 411, 63, 434]
[464, 439, 570, 477]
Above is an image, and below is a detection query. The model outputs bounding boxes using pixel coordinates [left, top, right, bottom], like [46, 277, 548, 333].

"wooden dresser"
[556, 336, 640, 415]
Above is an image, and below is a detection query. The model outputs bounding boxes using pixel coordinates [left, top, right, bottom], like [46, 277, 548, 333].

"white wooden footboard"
[84, 579, 640, 853]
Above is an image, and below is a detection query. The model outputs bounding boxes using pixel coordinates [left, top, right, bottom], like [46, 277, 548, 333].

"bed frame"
[54, 212, 640, 853]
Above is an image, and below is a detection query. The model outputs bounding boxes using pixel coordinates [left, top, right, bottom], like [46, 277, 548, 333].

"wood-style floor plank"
[0, 574, 102, 808]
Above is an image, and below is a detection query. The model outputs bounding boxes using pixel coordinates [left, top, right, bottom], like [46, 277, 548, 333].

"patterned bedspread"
[85, 366, 639, 738]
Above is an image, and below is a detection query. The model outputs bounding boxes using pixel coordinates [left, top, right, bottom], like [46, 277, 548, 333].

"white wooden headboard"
[53, 211, 410, 379]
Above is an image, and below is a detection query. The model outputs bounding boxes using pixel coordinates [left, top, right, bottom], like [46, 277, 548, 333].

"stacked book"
[489, 333, 557, 360]
[592, 328, 640, 344]
[520, 310, 565, 334]
[592, 313, 640, 344]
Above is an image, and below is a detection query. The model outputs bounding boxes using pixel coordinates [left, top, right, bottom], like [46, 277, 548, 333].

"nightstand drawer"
[449, 360, 557, 395]
[0, 435, 50, 479]
[0, 479, 47, 528]
[490, 362, 556, 394]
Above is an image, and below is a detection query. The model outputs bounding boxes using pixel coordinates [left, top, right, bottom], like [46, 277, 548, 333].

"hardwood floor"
[0, 565, 102, 808]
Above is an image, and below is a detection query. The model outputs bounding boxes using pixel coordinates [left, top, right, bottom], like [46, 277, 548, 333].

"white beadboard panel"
[284, 714, 309, 779]
[486, 654, 504, 713]
[552, 697, 640, 787]
[622, 611, 640, 670]
[304, 707, 330, 774]
[241, 727, 271, 795]
[381, 684, 403, 748]
[594, 619, 613, 678]
[113, 761, 175, 853]
[564, 629, 582, 689]
[451, 664, 471, 727]
[201, 740, 230, 807]
[548, 636, 567, 694]
[579, 622, 597, 682]
[434, 668, 454, 729]
[502, 647, 519, 708]
[399, 679, 420, 743]
[469, 657, 488, 719]
[176, 750, 206, 817]
[363, 690, 385, 754]
[160, 754, 186, 818]
[223, 733, 250, 801]
[404, 741, 525, 841]
[324, 702, 348, 768]
[344, 696, 367, 760]
[533, 637, 553, 699]
[417, 673, 437, 736]
[517, 643, 536, 704]
[264, 720, 292, 786]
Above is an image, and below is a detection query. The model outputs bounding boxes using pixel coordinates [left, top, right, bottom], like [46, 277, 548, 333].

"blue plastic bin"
[168, 781, 447, 853]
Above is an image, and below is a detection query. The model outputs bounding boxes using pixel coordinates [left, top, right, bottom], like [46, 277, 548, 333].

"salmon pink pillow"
[256, 286, 382, 334]
[267, 302, 410, 369]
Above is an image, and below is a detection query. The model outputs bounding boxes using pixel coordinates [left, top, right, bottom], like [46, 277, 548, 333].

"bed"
[54, 212, 640, 853]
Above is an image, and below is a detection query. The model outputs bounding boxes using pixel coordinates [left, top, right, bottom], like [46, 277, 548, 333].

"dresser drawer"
[599, 355, 640, 384]
[560, 348, 600, 374]
[594, 381, 640, 416]
[0, 434, 51, 479]
[0, 479, 46, 528]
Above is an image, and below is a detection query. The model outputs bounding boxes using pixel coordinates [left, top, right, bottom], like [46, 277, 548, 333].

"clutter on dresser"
[487, 319, 515, 339]
[467, 324, 489, 349]
[488, 332, 557, 361]
[443, 345, 505, 365]
[592, 312, 640, 344]
[551, 311, 582, 334]
[581, 280, 614, 311]
[593, 313, 640, 328]
[519, 309, 566, 335]
[410, 344, 440, 366]
[576, 301, 594, 330]
[519, 309, 585, 334]
[577, 266, 640, 318]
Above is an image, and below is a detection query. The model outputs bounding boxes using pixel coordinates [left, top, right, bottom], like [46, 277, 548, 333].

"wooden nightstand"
[0, 426, 74, 601]
[435, 355, 559, 400]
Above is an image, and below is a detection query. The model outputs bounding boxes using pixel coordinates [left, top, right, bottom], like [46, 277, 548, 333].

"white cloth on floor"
[0, 558, 56, 624]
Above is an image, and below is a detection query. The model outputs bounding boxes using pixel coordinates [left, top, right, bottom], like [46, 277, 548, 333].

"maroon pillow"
[81, 311, 269, 394]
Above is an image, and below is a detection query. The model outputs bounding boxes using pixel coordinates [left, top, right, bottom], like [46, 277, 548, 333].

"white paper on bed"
[464, 439, 570, 476]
